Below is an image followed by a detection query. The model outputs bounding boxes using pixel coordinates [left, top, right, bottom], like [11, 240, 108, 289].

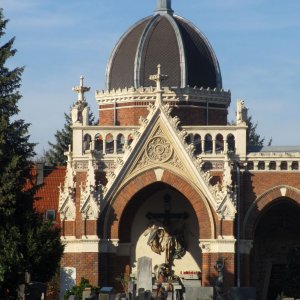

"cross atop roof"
[149, 64, 168, 92]
[72, 76, 90, 102]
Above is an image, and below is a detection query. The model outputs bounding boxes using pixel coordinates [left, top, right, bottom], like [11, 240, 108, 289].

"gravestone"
[228, 287, 256, 300]
[137, 256, 152, 293]
[82, 287, 96, 299]
[60, 267, 76, 300]
[182, 280, 213, 300]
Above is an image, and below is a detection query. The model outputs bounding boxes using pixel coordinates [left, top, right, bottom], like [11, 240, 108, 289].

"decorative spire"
[155, 0, 173, 15]
[72, 75, 90, 102]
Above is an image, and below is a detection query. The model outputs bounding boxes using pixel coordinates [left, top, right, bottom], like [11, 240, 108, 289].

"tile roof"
[33, 165, 66, 223]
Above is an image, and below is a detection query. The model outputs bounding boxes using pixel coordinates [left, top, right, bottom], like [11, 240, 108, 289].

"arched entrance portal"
[119, 182, 201, 277]
[252, 198, 300, 300]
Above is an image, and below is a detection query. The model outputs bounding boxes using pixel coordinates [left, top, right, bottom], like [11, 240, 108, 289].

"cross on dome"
[149, 64, 168, 91]
[72, 75, 90, 102]
[155, 0, 173, 15]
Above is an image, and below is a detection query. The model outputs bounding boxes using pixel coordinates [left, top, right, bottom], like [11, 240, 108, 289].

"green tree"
[0, 9, 64, 298]
[246, 115, 265, 147]
[45, 111, 97, 166]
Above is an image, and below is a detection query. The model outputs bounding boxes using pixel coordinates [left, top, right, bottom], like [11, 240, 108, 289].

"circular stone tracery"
[146, 136, 173, 163]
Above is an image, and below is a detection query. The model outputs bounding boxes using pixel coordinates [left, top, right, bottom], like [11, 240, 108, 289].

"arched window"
[280, 161, 287, 170]
[105, 133, 114, 154]
[216, 134, 224, 154]
[117, 134, 125, 154]
[83, 134, 91, 152]
[292, 161, 299, 170]
[227, 134, 235, 153]
[247, 161, 254, 170]
[94, 134, 103, 152]
[194, 134, 202, 155]
[128, 134, 134, 146]
[185, 133, 193, 145]
[258, 161, 265, 170]
[269, 161, 276, 170]
[204, 134, 212, 153]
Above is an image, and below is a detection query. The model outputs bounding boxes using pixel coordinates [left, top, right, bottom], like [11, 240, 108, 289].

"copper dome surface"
[105, 4, 222, 90]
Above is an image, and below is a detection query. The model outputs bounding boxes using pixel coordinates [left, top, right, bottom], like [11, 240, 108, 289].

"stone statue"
[236, 99, 248, 125]
[214, 258, 226, 300]
[144, 222, 186, 266]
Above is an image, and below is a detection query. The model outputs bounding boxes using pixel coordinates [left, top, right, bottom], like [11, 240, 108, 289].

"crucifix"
[72, 75, 90, 102]
[144, 194, 189, 266]
[146, 194, 189, 226]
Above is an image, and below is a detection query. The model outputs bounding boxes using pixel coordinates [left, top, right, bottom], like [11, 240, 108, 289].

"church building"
[36, 1, 300, 299]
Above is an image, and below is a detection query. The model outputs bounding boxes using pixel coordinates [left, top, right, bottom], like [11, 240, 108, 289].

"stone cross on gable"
[72, 75, 90, 102]
[149, 64, 168, 92]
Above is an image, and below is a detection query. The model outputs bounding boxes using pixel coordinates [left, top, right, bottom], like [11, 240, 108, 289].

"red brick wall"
[61, 252, 99, 286]
[202, 253, 235, 293]
[98, 103, 228, 126]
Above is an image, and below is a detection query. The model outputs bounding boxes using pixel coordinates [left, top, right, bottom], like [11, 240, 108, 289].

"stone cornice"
[96, 86, 230, 106]
[199, 238, 236, 253]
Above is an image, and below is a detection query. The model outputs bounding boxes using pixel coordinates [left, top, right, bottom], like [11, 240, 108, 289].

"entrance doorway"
[119, 182, 201, 278]
[252, 199, 300, 300]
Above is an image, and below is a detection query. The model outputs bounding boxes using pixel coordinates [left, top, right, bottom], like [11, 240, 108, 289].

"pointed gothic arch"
[243, 185, 300, 239]
[103, 168, 215, 241]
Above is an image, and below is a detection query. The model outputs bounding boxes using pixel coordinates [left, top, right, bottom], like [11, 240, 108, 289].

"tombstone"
[137, 257, 152, 293]
[182, 279, 214, 300]
[228, 287, 256, 300]
[99, 287, 115, 300]
[60, 267, 76, 300]
[82, 287, 96, 300]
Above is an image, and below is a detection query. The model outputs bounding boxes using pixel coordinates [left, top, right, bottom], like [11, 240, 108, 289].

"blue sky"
[2, 0, 300, 156]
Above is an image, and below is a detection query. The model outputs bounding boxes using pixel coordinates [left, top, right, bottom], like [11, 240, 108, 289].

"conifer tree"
[45, 111, 96, 166]
[246, 115, 265, 147]
[0, 9, 64, 298]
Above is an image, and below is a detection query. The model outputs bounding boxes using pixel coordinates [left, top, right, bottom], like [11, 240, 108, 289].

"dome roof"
[105, 1, 222, 90]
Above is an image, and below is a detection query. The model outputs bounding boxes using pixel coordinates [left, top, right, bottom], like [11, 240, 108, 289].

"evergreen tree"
[45, 111, 97, 166]
[246, 115, 265, 147]
[0, 9, 64, 298]
[45, 112, 72, 166]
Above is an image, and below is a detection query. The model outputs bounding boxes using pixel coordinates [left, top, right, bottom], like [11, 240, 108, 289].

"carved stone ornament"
[80, 151, 100, 220]
[59, 146, 76, 221]
[146, 136, 173, 163]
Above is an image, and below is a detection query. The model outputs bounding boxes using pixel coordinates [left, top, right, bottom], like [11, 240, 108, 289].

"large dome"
[105, 1, 222, 91]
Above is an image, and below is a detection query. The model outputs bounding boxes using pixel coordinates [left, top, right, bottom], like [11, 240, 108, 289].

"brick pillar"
[239, 240, 253, 287]
[200, 238, 236, 293]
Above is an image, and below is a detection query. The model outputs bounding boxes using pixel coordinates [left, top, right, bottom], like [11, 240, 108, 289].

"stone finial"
[72, 75, 90, 102]
[149, 64, 168, 92]
[155, 0, 173, 15]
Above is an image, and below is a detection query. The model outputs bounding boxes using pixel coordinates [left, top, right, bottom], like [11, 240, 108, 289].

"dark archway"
[118, 182, 201, 276]
[251, 199, 300, 300]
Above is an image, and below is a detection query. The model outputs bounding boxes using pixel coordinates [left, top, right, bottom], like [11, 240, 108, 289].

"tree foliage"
[45, 111, 96, 166]
[0, 9, 64, 298]
[64, 277, 99, 300]
[246, 115, 265, 147]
